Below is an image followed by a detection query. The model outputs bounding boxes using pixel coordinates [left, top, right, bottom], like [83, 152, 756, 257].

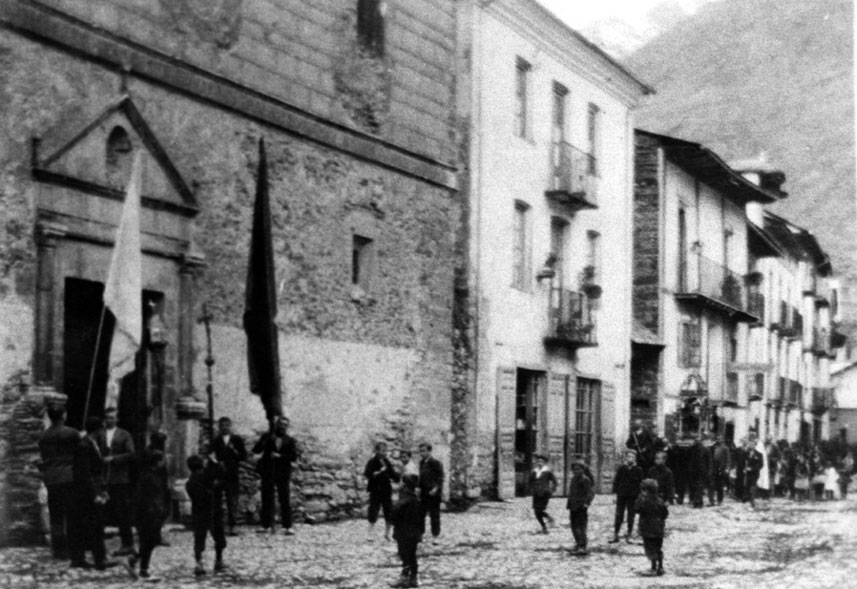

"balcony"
[546, 141, 598, 210]
[724, 372, 740, 406]
[769, 376, 786, 406]
[811, 387, 835, 413]
[747, 293, 765, 325]
[746, 372, 765, 401]
[545, 287, 597, 349]
[812, 327, 833, 358]
[790, 309, 804, 341]
[675, 253, 757, 322]
[787, 379, 803, 408]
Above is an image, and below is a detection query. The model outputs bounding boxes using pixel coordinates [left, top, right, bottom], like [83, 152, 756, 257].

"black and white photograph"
[0, 0, 854, 587]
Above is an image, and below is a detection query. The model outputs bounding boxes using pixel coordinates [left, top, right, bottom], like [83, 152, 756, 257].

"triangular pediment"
[33, 95, 198, 215]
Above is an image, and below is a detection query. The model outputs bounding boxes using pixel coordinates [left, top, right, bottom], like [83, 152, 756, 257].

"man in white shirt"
[100, 407, 136, 555]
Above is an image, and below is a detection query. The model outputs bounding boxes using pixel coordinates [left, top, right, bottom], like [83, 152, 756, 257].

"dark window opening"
[352, 235, 373, 288]
[357, 0, 385, 57]
[106, 126, 133, 186]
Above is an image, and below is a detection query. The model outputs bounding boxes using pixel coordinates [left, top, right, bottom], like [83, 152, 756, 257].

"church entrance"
[63, 276, 164, 450]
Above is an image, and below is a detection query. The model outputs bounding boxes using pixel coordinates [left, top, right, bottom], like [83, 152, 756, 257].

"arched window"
[106, 126, 133, 186]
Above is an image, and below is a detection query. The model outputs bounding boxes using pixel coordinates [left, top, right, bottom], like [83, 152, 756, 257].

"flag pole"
[82, 304, 108, 426]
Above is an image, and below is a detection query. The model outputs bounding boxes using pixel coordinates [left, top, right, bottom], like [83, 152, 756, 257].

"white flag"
[104, 152, 144, 409]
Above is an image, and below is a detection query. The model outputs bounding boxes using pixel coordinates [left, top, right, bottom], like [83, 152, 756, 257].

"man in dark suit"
[38, 403, 80, 559]
[253, 416, 298, 535]
[418, 442, 444, 543]
[626, 419, 655, 472]
[213, 417, 247, 536]
[100, 407, 136, 555]
[69, 416, 117, 570]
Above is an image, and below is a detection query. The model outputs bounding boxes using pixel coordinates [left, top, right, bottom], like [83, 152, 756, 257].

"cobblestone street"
[1, 494, 856, 589]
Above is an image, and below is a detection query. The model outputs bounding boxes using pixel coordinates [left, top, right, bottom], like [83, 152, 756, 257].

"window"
[678, 208, 688, 290]
[679, 319, 702, 367]
[551, 82, 567, 143]
[550, 217, 568, 285]
[586, 103, 600, 175]
[728, 325, 738, 362]
[575, 378, 600, 459]
[515, 58, 531, 138]
[351, 235, 374, 289]
[586, 230, 600, 283]
[106, 125, 133, 186]
[357, 0, 386, 56]
[512, 201, 530, 289]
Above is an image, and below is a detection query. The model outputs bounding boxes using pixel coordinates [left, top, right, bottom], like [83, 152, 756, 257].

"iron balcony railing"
[547, 141, 597, 208]
[787, 379, 803, 407]
[811, 387, 835, 413]
[677, 253, 752, 317]
[748, 293, 765, 323]
[546, 287, 597, 347]
[813, 327, 831, 356]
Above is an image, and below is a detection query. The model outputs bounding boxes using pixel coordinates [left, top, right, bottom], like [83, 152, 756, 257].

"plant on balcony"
[745, 271, 764, 286]
[722, 275, 742, 307]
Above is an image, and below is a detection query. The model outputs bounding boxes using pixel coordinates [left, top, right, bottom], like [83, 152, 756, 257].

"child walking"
[529, 454, 558, 533]
[389, 474, 423, 588]
[566, 460, 595, 555]
[127, 449, 167, 581]
[634, 478, 668, 576]
[186, 451, 227, 576]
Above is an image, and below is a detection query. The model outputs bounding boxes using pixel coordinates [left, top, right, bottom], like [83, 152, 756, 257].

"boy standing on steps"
[610, 450, 643, 544]
[529, 453, 558, 533]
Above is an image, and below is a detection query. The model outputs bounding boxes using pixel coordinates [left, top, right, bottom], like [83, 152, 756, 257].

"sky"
[535, 0, 714, 29]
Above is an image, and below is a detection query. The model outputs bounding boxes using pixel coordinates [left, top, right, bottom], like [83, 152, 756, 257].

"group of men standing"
[38, 404, 156, 569]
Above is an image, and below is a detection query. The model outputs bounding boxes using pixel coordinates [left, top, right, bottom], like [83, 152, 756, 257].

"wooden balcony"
[544, 287, 597, 349]
[545, 141, 598, 211]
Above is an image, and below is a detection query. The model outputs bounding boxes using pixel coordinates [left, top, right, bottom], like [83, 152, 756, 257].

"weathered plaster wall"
[0, 0, 460, 541]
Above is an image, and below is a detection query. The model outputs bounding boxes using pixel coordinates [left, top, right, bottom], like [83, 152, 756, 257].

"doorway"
[63, 277, 164, 447]
[515, 369, 544, 497]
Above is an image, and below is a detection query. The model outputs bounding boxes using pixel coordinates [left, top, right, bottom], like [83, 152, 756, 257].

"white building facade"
[458, 0, 650, 496]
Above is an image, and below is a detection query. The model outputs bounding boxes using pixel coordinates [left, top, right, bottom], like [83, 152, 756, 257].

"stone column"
[33, 221, 67, 388]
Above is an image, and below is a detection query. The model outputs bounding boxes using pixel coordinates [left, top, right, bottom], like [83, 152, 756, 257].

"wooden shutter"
[496, 367, 517, 500]
[547, 374, 569, 494]
[598, 381, 616, 493]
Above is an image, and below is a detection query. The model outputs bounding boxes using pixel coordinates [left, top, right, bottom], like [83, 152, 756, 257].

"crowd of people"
[36, 404, 855, 587]
[37, 405, 445, 587]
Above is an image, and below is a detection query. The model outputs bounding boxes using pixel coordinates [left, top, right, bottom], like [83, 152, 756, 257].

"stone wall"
[35, 0, 457, 164]
[633, 134, 661, 333]
[0, 0, 462, 543]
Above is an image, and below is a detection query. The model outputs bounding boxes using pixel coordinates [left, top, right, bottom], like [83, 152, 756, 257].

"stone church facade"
[0, 0, 462, 545]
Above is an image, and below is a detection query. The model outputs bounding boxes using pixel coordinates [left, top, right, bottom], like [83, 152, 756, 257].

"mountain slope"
[626, 0, 855, 284]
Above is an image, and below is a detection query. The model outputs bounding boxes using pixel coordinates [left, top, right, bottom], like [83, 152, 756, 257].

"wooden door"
[547, 373, 570, 494]
[496, 367, 517, 500]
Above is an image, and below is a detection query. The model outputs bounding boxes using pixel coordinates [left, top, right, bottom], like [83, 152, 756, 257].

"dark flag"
[243, 138, 283, 420]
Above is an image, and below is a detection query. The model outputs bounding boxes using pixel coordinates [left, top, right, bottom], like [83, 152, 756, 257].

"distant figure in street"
[824, 462, 839, 500]
[99, 407, 136, 556]
[839, 451, 854, 499]
[213, 416, 247, 536]
[709, 438, 730, 506]
[69, 416, 117, 571]
[147, 431, 171, 546]
[566, 461, 595, 555]
[635, 478, 668, 576]
[418, 442, 444, 543]
[742, 438, 764, 507]
[389, 474, 423, 588]
[529, 453, 558, 533]
[38, 403, 80, 560]
[793, 453, 811, 502]
[253, 416, 298, 535]
[610, 450, 643, 544]
[647, 451, 675, 505]
[127, 449, 167, 581]
[688, 437, 711, 508]
[186, 448, 227, 576]
[400, 449, 420, 479]
[626, 420, 655, 472]
[364, 441, 400, 541]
